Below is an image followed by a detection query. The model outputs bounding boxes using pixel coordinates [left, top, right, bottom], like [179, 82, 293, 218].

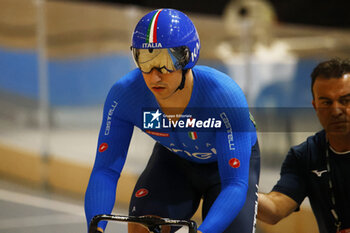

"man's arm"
[257, 191, 298, 224]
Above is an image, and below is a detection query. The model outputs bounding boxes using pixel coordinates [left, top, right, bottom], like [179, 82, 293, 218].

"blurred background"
[0, 0, 349, 232]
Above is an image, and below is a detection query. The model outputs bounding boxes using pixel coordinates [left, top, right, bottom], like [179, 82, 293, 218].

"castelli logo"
[135, 188, 149, 198]
[229, 158, 240, 168]
[98, 143, 108, 153]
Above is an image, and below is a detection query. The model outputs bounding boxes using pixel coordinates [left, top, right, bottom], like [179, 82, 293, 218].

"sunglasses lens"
[131, 47, 188, 74]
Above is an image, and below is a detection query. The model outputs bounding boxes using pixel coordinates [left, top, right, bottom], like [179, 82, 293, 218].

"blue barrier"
[0, 46, 321, 108]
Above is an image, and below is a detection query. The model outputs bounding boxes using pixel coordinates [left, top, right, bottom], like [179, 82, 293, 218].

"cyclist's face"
[142, 68, 182, 100]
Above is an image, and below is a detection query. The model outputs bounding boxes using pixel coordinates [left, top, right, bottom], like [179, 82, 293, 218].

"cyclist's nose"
[149, 68, 162, 82]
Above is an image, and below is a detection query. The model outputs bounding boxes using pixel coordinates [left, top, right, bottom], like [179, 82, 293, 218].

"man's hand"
[96, 227, 103, 233]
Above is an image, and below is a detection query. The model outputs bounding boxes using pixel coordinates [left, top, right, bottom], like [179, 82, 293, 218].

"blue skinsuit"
[85, 65, 259, 233]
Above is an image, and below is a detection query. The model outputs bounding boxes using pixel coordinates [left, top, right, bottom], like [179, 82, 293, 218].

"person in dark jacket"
[257, 58, 350, 233]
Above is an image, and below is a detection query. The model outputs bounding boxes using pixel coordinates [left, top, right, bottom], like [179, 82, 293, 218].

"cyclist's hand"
[96, 227, 103, 233]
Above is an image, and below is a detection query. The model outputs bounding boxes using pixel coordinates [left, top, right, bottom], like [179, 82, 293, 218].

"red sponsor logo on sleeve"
[98, 143, 108, 153]
[135, 188, 149, 198]
[229, 158, 240, 168]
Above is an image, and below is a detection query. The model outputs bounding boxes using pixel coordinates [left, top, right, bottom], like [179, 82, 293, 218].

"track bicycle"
[89, 214, 197, 233]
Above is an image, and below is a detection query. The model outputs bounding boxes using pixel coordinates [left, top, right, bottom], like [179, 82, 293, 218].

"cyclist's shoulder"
[193, 65, 232, 84]
[193, 66, 247, 107]
[194, 66, 242, 91]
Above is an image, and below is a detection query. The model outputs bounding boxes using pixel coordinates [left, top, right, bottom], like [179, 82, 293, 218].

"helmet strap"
[175, 69, 187, 91]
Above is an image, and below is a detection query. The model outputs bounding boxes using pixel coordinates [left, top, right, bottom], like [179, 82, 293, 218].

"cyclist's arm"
[85, 117, 133, 231]
[85, 86, 134, 232]
[198, 109, 254, 233]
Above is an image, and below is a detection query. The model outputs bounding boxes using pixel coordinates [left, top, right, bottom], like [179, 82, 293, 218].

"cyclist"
[85, 8, 260, 233]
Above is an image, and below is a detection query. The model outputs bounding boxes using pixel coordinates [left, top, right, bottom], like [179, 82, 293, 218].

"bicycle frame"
[89, 214, 197, 233]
